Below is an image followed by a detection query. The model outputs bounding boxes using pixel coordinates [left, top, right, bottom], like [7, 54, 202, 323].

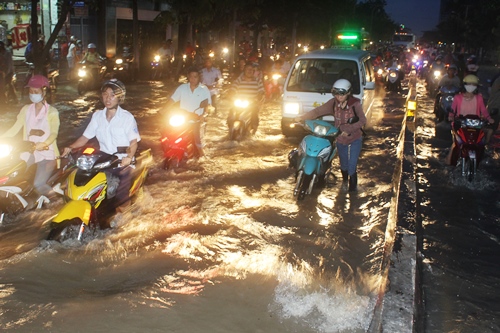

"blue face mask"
[29, 93, 44, 103]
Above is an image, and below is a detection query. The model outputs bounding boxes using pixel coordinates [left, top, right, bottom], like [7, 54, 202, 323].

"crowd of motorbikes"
[372, 46, 497, 182]
[2, 42, 497, 243]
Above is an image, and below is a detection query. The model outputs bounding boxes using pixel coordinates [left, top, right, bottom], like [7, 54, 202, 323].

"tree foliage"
[157, 0, 395, 47]
[437, 0, 500, 54]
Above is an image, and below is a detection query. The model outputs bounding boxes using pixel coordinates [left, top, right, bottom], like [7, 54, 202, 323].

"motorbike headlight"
[78, 68, 87, 77]
[445, 96, 454, 102]
[222, 48, 229, 54]
[234, 99, 250, 108]
[272, 74, 282, 80]
[209, 52, 215, 58]
[465, 118, 481, 127]
[433, 70, 441, 78]
[284, 102, 300, 115]
[377, 68, 383, 75]
[77, 155, 99, 171]
[154, 55, 160, 62]
[390, 72, 397, 78]
[115, 58, 123, 64]
[169, 115, 186, 127]
[313, 125, 327, 136]
[0, 143, 13, 158]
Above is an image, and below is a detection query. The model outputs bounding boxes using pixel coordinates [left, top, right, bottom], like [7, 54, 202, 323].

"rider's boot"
[348, 172, 358, 192]
[341, 170, 348, 190]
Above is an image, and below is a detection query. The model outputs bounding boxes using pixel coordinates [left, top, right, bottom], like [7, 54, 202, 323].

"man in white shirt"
[164, 67, 211, 156]
[66, 36, 77, 81]
[157, 39, 174, 77]
[200, 58, 222, 113]
[62, 79, 140, 211]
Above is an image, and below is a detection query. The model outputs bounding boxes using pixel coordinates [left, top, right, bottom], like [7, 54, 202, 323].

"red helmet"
[25, 75, 49, 89]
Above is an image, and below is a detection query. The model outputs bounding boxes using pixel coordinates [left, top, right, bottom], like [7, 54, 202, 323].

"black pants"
[108, 166, 132, 208]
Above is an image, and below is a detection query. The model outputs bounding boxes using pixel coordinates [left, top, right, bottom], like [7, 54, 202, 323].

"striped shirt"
[230, 76, 264, 101]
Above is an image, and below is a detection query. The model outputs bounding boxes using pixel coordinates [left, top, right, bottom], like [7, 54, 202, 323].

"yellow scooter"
[46, 147, 152, 242]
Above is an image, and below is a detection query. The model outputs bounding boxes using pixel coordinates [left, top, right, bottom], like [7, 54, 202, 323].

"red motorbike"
[450, 114, 487, 181]
[264, 72, 284, 101]
[160, 109, 205, 170]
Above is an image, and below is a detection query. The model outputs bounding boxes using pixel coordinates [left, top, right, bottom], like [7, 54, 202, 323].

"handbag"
[351, 106, 367, 137]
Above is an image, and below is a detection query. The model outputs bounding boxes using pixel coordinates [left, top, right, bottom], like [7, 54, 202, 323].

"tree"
[356, 0, 397, 42]
[29, 0, 74, 74]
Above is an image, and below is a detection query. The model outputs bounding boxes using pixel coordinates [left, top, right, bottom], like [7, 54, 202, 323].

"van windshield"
[286, 59, 360, 94]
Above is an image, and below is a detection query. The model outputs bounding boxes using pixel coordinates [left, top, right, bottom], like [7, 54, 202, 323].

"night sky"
[385, 0, 441, 37]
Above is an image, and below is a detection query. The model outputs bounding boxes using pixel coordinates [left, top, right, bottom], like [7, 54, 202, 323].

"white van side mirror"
[364, 81, 375, 90]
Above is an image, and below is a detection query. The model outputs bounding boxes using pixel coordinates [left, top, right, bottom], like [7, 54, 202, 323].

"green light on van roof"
[338, 35, 358, 40]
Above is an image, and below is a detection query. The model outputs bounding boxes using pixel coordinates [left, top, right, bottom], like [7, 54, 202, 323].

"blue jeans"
[336, 138, 362, 176]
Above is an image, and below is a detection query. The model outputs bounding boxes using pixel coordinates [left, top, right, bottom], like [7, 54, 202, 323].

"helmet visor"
[332, 88, 349, 96]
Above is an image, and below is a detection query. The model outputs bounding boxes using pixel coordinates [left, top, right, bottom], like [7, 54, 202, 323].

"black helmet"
[101, 79, 126, 103]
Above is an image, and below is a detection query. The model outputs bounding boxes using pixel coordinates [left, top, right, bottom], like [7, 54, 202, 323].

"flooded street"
[414, 81, 500, 333]
[0, 78, 408, 332]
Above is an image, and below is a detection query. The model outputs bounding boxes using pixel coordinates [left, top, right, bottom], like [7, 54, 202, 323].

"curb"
[369, 77, 420, 332]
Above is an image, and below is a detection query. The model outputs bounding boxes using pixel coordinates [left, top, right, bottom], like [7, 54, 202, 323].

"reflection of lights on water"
[0, 284, 16, 299]
[229, 185, 262, 208]
[317, 197, 336, 226]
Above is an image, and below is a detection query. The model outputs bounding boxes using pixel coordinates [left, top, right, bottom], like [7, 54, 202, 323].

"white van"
[281, 49, 376, 136]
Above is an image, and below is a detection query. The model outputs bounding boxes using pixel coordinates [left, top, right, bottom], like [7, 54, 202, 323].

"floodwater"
[0, 79, 407, 332]
[414, 82, 500, 333]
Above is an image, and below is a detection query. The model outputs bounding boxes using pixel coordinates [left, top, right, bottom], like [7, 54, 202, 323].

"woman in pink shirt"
[447, 75, 494, 165]
[449, 75, 492, 121]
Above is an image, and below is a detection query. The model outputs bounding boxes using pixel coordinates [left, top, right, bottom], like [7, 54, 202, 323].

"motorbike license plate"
[468, 151, 476, 159]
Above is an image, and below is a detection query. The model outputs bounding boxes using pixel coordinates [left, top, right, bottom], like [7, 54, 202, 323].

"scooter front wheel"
[297, 173, 314, 201]
[464, 157, 477, 181]
[163, 156, 180, 170]
[77, 81, 86, 95]
[229, 122, 244, 141]
[47, 218, 86, 242]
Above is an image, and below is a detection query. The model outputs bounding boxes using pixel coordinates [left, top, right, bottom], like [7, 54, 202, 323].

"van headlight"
[284, 102, 300, 115]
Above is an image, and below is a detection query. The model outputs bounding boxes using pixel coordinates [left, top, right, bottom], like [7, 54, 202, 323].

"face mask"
[29, 93, 44, 103]
[464, 85, 476, 93]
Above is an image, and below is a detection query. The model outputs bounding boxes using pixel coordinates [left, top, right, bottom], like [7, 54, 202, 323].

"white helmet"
[88, 43, 96, 49]
[332, 79, 351, 95]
